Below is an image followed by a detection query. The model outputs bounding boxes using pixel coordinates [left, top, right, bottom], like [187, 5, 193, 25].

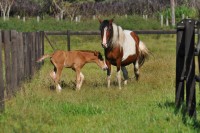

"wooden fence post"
[35, 32, 40, 69]
[176, 19, 196, 118]
[23, 33, 28, 79]
[4, 30, 12, 98]
[67, 30, 71, 51]
[18, 32, 24, 82]
[40, 31, 44, 65]
[30, 33, 35, 76]
[41, 31, 44, 57]
[176, 20, 185, 107]
[184, 19, 196, 117]
[11, 30, 18, 93]
[0, 31, 4, 112]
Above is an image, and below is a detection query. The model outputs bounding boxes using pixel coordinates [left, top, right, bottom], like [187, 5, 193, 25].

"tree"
[170, 0, 175, 26]
[53, 0, 70, 20]
[52, 0, 83, 21]
[0, 0, 14, 20]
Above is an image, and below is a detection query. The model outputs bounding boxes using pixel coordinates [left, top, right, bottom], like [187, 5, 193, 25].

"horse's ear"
[109, 17, 114, 24]
[97, 16, 102, 23]
[109, 19, 113, 24]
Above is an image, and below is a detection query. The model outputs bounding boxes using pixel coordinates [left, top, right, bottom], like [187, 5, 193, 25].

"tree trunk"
[6, 6, 11, 20]
[2, 11, 6, 21]
[171, 0, 176, 26]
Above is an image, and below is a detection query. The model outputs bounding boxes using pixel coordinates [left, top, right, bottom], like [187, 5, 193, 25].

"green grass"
[0, 15, 164, 32]
[1, 34, 200, 132]
[0, 15, 199, 132]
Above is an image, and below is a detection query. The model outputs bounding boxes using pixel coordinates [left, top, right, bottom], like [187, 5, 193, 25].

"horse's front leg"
[106, 60, 111, 88]
[79, 72, 84, 89]
[116, 60, 122, 89]
[75, 68, 85, 90]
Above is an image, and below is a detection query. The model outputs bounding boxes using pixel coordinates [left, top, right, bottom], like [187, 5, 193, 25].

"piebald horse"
[37, 50, 108, 92]
[98, 18, 149, 89]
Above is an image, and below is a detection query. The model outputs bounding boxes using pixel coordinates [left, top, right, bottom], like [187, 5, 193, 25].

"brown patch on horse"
[105, 47, 123, 65]
[121, 55, 138, 66]
[130, 31, 140, 56]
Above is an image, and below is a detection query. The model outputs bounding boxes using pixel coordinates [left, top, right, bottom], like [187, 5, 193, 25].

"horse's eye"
[98, 54, 104, 61]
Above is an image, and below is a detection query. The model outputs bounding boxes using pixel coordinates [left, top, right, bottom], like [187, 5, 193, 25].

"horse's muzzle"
[102, 63, 108, 71]
[103, 66, 108, 71]
[102, 43, 107, 48]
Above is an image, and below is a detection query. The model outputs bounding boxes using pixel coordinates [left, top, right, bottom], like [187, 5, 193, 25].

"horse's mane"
[112, 23, 125, 47]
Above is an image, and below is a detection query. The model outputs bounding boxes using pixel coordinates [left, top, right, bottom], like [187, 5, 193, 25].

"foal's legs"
[121, 66, 128, 85]
[51, 66, 63, 92]
[79, 72, 84, 89]
[133, 60, 140, 80]
[75, 69, 84, 90]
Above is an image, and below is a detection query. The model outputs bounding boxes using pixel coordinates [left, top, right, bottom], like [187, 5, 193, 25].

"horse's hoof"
[124, 80, 127, 85]
[56, 89, 62, 93]
[135, 75, 140, 81]
[76, 87, 81, 91]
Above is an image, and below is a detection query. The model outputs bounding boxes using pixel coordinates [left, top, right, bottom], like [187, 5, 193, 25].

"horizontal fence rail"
[45, 30, 177, 36]
[45, 30, 177, 51]
[0, 30, 44, 112]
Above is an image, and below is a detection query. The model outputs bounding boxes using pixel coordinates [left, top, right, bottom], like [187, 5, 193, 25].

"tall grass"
[1, 33, 200, 132]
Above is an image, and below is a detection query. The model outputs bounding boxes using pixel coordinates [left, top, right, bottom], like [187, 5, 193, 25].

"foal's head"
[99, 18, 114, 48]
[93, 51, 108, 70]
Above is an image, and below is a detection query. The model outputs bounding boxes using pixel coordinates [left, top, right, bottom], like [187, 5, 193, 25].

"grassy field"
[0, 15, 168, 32]
[0, 15, 200, 132]
[1, 33, 200, 132]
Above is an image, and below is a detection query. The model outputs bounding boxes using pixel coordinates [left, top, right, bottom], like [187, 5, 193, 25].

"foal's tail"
[138, 41, 149, 67]
[36, 54, 52, 63]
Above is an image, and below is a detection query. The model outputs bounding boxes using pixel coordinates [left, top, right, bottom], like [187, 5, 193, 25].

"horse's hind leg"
[133, 60, 140, 80]
[54, 66, 63, 92]
[121, 66, 128, 85]
[50, 67, 57, 81]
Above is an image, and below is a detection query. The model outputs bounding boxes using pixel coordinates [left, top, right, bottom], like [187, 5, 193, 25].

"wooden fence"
[0, 30, 44, 112]
[176, 19, 200, 118]
[45, 30, 177, 51]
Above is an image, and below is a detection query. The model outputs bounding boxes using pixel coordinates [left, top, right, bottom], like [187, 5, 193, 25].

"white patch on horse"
[122, 30, 136, 61]
[102, 27, 108, 47]
[112, 24, 136, 61]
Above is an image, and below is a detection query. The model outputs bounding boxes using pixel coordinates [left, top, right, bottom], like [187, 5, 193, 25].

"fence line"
[0, 30, 44, 112]
[45, 30, 177, 51]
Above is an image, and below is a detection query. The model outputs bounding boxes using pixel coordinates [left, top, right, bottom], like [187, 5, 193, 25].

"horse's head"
[94, 51, 108, 70]
[98, 18, 114, 49]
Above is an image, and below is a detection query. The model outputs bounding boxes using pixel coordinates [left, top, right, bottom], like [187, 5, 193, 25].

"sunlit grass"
[1, 34, 200, 132]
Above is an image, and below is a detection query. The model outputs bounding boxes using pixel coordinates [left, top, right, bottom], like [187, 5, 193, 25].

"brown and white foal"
[37, 50, 107, 92]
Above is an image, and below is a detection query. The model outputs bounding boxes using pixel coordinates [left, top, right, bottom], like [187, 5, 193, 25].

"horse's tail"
[36, 54, 52, 63]
[138, 41, 149, 67]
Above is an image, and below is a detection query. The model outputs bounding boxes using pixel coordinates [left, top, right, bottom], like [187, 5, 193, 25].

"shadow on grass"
[158, 100, 200, 131]
[49, 80, 76, 91]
